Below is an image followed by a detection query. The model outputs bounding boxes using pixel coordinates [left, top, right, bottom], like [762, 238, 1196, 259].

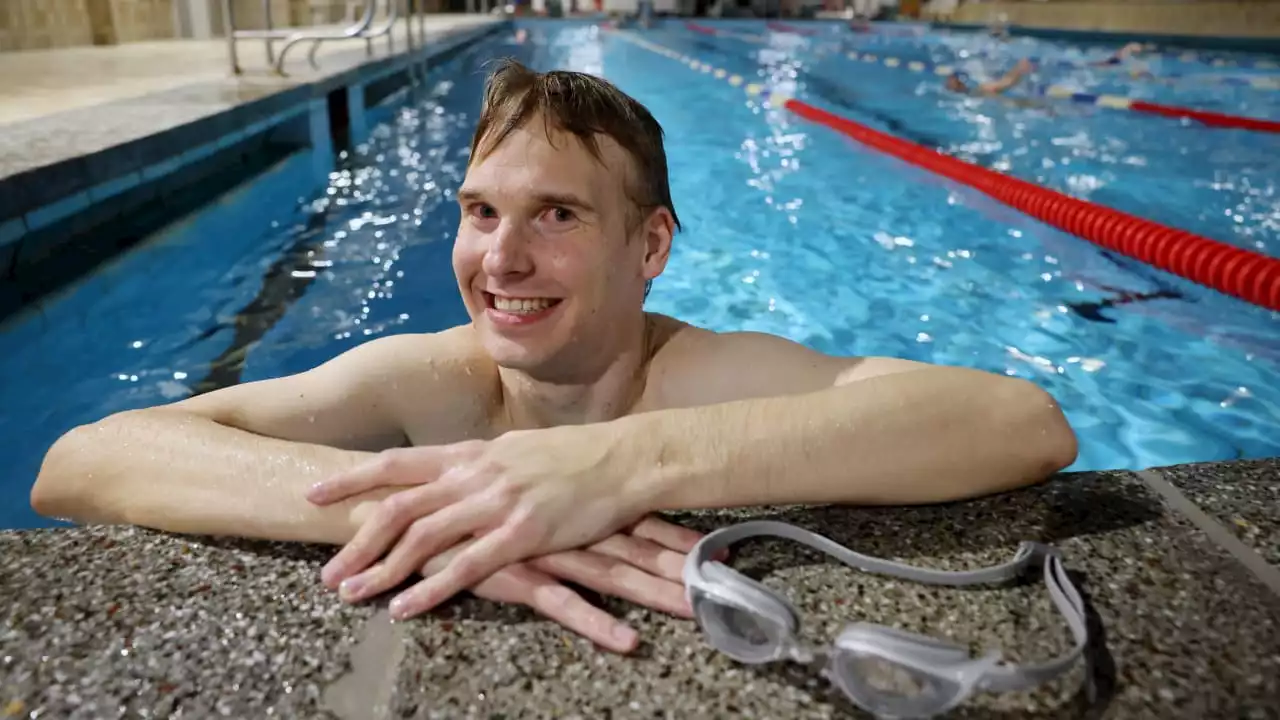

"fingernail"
[306, 482, 327, 502]
[613, 624, 638, 646]
[339, 577, 364, 601]
[389, 596, 409, 620]
[321, 562, 342, 588]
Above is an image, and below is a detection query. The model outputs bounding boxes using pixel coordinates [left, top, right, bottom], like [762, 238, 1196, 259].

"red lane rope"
[1128, 100, 1280, 134]
[783, 98, 1280, 311]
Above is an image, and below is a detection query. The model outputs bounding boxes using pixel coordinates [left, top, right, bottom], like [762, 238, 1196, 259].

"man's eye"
[550, 207, 575, 222]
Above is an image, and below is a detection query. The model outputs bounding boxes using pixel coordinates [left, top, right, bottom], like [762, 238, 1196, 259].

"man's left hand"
[306, 425, 655, 620]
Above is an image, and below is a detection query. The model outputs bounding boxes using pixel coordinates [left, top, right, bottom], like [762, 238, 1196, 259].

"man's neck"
[498, 314, 655, 430]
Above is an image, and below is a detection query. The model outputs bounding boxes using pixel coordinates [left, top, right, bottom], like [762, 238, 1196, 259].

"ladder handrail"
[231, 0, 376, 39]
[296, 0, 401, 73]
[223, 0, 387, 75]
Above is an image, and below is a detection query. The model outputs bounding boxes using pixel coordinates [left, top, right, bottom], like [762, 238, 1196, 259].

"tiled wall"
[0, 0, 95, 51]
[110, 0, 177, 43]
[0, 0, 368, 50]
[953, 0, 1280, 38]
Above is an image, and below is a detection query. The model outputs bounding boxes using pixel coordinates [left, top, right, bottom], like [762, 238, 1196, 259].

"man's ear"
[640, 207, 675, 283]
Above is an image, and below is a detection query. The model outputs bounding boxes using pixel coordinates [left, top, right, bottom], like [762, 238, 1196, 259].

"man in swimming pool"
[944, 58, 1035, 96]
[31, 59, 1078, 654]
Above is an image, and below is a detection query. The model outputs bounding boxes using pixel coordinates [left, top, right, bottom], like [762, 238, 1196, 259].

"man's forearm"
[32, 409, 380, 544]
[618, 369, 1077, 511]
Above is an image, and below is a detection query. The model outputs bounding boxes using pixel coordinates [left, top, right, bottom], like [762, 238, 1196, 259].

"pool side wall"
[0, 20, 509, 324]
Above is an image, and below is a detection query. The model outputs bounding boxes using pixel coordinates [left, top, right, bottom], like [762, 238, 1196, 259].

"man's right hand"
[413, 516, 701, 653]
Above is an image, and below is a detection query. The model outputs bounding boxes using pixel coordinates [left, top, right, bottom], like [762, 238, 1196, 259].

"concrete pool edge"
[2, 458, 1277, 716]
[0, 19, 508, 325]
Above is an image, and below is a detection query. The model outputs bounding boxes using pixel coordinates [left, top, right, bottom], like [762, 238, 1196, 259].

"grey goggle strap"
[688, 520, 1088, 691]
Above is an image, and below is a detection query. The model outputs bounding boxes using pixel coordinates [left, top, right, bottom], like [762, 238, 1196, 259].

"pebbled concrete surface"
[3, 467, 1279, 719]
[1150, 457, 1280, 568]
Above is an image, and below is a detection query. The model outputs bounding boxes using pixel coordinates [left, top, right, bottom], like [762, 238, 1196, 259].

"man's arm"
[30, 329, 487, 544]
[619, 330, 1078, 510]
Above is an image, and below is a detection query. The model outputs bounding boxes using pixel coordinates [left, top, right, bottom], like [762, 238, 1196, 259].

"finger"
[522, 572, 640, 653]
[388, 523, 528, 621]
[587, 533, 688, 583]
[419, 539, 530, 607]
[420, 556, 640, 654]
[320, 482, 452, 589]
[337, 499, 490, 603]
[307, 448, 447, 505]
[629, 515, 705, 553]
[530, 549, 693, 618]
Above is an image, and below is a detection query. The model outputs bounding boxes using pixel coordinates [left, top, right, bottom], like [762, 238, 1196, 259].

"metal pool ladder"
[223, 0, 429, 76]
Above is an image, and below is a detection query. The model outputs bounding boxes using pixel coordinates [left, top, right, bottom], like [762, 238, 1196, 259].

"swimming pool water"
[2, 20, 1278, 530]
[656, 22, 1280, 261]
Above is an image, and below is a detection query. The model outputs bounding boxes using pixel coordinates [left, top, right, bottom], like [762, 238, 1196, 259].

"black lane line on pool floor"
[1136, 469, 1280, 598]
[683, 33, 949, 150]
[189, 203, 332, 395]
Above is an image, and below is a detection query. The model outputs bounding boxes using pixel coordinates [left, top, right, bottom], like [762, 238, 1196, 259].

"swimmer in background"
[1091, 41, 1149, 67]
[1090, 41, 1156, 78]
[988, 15, 1010, 40]
[945, 58, 1035, 96]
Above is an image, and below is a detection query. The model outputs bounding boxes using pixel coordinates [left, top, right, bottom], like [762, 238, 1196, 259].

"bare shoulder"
[174, 324, 498, 450]
[353, 325, 501, 444]
[361, 324, 493, 382]
[645, 316, 931, 410]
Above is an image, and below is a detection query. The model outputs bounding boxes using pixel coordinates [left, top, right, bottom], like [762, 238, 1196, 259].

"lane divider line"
[689, 22, 1280, 89]
[612, 29, 1280, 312]
[685, 23, 1280, 134]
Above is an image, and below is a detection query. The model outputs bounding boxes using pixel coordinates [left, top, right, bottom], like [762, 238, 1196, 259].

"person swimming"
[945, 58, 1035, 96]
[1092, 41, 1147, 67]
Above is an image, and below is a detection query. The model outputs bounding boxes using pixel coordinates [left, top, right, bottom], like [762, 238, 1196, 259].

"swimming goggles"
[683, 520, 1088, 719]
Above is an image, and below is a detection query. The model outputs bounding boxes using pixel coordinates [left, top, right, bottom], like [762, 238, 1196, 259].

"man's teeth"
[493, 296, 556, 314]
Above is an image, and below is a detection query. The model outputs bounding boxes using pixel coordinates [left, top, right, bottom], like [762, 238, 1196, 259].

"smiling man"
[32, 58, 1077, 653]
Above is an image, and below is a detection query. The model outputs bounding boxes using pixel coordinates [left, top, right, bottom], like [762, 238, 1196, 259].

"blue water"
[2, 20, 1278, 530]
[661, 21, 1280, 259]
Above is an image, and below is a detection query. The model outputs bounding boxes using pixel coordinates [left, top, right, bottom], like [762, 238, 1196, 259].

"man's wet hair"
[468, 58, 683, 246]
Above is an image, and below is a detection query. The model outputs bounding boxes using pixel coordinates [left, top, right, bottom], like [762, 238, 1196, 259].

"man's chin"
[480, 333, 554, 372]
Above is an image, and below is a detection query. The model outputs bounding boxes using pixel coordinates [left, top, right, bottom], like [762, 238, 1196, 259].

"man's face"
[452, 118, 672, 376]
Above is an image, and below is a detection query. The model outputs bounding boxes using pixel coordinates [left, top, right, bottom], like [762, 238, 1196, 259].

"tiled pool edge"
[2, 458, 1277, 717]
[0, 20, 508, 324]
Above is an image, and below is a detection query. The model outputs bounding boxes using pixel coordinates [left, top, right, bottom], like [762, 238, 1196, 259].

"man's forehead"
[465, 122, 630, 194]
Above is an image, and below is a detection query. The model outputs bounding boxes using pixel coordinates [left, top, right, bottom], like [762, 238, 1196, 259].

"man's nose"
[481, 220, 534, 278]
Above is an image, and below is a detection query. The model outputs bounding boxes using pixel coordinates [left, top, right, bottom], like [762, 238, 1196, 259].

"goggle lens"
[830, 650, 964, 719]
[691, 591, 789, 664]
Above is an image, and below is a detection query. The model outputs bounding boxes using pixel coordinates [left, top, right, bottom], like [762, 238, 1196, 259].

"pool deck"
[2, 458, 1278, 717]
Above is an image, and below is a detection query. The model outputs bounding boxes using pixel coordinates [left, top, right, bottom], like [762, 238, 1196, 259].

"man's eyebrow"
[456, 188, 594, 211]
[535, 192, 594, 211]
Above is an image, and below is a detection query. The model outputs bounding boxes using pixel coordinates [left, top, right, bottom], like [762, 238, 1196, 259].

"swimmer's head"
[945, 72, 969, 92]
[455, 59, 680, 375]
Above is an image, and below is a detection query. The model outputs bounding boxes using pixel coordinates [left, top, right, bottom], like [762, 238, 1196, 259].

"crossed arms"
[32, 324, 1076, 651]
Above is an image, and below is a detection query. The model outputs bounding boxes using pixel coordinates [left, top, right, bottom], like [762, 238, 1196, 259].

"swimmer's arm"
[979, 71, 1022, 95]
[30, 331, 476, 544]
[613, 332, 1078, 511]
[979, 60, 1033, 95]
